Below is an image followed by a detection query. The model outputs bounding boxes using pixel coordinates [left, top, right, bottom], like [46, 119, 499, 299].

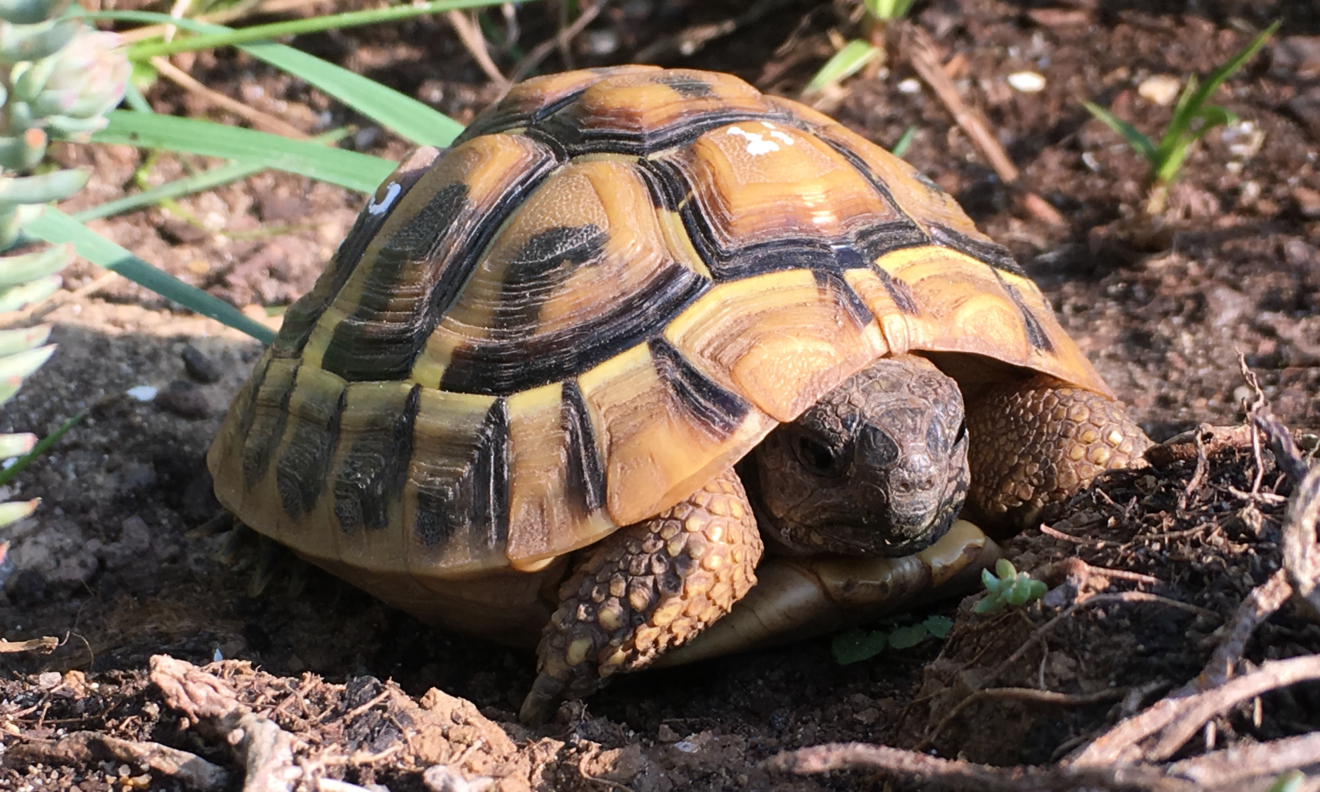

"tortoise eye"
[794, 434, 840, 477]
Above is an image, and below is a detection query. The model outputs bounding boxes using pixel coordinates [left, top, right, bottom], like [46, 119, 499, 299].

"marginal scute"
[577, 343, 777, 527]
[504, 381, 615, 569]
[400, 387, 509, 575]
[275, 366, 348, 522]
[664, 268, 889, 422]
[867, 246, 1111, 395]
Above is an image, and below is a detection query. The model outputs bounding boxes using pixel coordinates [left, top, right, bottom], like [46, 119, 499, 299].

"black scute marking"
[242, 362, 297, 490]
[230, 354, 271, 471]
[648, 338, 748, 437]
[499, 224, 609, 328]
[813, 268, 875, 328]
[562, 380, 606, 517]
[276, 389, 346, 518]
[412, 399, 511, 552]
[333, 385, 420, 535]
[320, 183, 470, 382]
[653, 73, 716, 98]
[928, 224, 1024, 276]
[854, 221, 929, 262]
[440, 261, 708, 396]
[276, 163, 434, 359]
[874, 265, 920, 315]
[455, 89, 588, 143]
[997, 276, 1055, 353]
[645, 158, 925, 282]
[533, 108, 798, 158]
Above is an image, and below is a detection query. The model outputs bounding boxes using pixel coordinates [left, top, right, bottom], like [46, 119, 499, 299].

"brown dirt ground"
[3, 0, 1320, 789]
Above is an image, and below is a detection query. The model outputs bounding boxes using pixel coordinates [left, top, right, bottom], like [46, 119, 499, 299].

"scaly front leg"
[964, 374, 1151, 532]
[520, 467, 762, 724]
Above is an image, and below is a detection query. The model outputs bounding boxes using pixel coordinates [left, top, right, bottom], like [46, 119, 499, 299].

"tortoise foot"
[965, 375, 1152, 532]
[520, 468, 762, 725]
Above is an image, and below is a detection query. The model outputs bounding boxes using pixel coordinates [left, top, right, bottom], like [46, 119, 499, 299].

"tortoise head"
[749, 354, 969, 557]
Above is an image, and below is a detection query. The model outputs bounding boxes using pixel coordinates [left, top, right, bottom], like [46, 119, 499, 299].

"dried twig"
[1194, 569, 1293, 691]
[1070, 654, 1320, 766]
[633, 0, 796, 62]
[1167, 732, 1320, 786]
[0, 636, 59, 654]
[772, 736, 1320, 792]
[6, 731, 230, 791]
[509, 1, 603, 84]
[150, 655, 301, 792]
[901, 23, 1065, 226]
[769, 742, 1172, 791]
[914, 591, 1214, 751]
[447, 10, 509, 89]
[1248, 402, 1320, 620]
[153, 56, 308, 139]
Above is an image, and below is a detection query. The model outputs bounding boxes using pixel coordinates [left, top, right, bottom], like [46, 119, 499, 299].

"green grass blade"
[92, 111, 394, 192]
[90, 0, 519, 60]
[0, 412, 83, 488]
[890, 125, 917, 158]
[24, 208, 276, 343]
[805, 39, 882, 93]
[73, 129, 352, 223]
[1081, 100, 1158, 163]
[84, 9, 467, 146]
[74, 160, 266, 223]
[1183, 21, 1279, 121]
[864, 0, 915, 20]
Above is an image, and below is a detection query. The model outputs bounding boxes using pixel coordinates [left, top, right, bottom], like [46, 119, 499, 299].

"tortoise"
[208, 65, 1150, 724]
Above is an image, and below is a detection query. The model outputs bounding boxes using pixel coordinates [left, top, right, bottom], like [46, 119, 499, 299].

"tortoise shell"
[209, 65, 1108, 588]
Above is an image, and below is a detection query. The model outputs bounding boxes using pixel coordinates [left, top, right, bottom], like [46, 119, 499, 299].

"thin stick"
[901, 23, 1066, 227]
[153, 56, 309, 139]
[1069, 654, 1320, 766]
[447, 9, 509, 89]
[0, 636, 59, 654]
[509, 1, 603, 84]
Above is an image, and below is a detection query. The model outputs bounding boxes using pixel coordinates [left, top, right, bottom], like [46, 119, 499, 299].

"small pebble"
[1137, 74, 1182, 106]
[154, 380, 211, 420]
[1222, 120, 1265, 160]
[897, 78, 922, 94]
[182, 344, 224, 384]
[126, 385, 158, 402]
[1006, 71, 1046, 93]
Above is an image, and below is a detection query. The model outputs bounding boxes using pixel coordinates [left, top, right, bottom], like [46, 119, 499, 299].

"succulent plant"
[974, 559, 1048, 614]
[0, 4, 127, 530]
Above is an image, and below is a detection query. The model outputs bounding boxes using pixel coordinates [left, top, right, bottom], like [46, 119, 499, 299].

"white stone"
[1007, 71, 1047, 93]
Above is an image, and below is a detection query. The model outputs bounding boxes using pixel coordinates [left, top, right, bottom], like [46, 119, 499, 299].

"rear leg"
[965, 375, 1151, 532]
[520, 467, 763, 724]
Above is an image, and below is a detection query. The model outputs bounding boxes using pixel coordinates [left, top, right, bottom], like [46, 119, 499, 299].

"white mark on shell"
[726, 125, 779, 155]
[366, 181, 402, 215]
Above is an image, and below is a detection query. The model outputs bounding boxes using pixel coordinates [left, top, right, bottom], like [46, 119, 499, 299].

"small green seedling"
[831, 614, 953, 665]
[1081, 21, 1278, 216]
[804, 0, 916, 94]
[974, 559, 1047, 614]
